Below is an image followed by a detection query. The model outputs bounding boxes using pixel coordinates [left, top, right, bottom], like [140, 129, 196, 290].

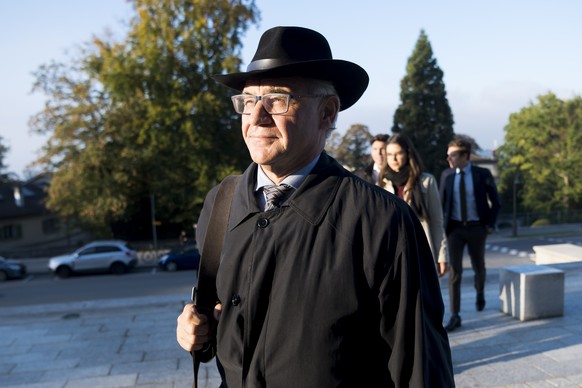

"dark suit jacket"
[439, 164, 501, 231]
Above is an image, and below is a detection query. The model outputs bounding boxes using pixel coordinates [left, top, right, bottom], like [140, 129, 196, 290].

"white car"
[48, 240, 138, 278]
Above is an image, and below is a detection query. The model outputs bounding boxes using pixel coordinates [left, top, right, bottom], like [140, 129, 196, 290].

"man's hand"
[438, 262, 448, 277]
[176, 303, 223, 352]
[176, 303, 211, 352]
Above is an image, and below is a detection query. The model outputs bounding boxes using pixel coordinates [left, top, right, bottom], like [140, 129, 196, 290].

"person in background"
[176, 26, 454, 387]
[440, 135, 501, 332]
[356, 133, 389, 185]
[379, 133, 448, 276]
[179, 230, 189, 245]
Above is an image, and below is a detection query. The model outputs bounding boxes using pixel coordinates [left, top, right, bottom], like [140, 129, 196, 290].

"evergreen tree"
[392, 30, 454, 179]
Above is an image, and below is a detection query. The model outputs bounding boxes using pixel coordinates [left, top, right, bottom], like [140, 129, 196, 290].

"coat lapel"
[227, 153, 346, 230]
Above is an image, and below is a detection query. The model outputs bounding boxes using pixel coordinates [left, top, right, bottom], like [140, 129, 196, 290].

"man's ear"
[320, 95, 340, 130]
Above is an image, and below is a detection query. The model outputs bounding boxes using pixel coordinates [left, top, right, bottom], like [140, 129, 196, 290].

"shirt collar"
[255, 154, 321, 191]
[456, 163, 472, 175]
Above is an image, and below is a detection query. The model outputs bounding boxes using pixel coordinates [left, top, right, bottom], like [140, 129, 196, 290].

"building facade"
[0, 174, 91, 258]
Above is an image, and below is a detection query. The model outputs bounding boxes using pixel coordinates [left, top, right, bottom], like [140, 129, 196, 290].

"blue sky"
[1, 0, 580, 177]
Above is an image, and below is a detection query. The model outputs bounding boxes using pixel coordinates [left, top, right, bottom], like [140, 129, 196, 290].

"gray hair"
[305, 79, 339, 137]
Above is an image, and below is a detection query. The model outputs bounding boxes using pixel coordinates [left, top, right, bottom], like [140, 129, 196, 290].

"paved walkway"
[1, 225, 582, 387]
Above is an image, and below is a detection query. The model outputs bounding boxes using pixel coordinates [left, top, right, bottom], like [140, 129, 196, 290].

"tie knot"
[263, 184, 293, 211]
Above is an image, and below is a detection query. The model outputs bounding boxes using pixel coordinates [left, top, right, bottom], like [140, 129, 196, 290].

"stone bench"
[499, 265, 564, 321]
[532, 243, 582, 265]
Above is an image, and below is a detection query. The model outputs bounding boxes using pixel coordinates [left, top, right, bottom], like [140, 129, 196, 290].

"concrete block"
[499, 265, 564, 321]
[533, 243, 582, 264]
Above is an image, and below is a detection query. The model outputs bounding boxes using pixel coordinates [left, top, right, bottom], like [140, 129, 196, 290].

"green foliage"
[530, 218, 551, 227]
[392, 30, 454, 179]
[496, 93, 582, 213]
[29, 0, 258, 237]
[325, 124, 372, 171]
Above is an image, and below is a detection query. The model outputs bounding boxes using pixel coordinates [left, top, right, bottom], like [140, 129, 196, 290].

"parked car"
[48, 240, 138, 278]
[158, 243, 200, 272]
[0, 256, 27, 281]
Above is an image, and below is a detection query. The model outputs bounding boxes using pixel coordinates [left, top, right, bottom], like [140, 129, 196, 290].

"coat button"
[257, 218, 269, 228]
[231, 294, 241, 306]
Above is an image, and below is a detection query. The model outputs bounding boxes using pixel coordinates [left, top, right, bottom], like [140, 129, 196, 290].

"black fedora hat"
[212, 26, 369, 111]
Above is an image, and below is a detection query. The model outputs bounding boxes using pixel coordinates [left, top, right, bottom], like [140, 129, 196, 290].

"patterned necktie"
[460, 170, 467, 223]
[263, 184, 293, 211]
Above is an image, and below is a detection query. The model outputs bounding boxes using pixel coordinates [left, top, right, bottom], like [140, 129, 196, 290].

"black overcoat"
[196, 153, 454, 387]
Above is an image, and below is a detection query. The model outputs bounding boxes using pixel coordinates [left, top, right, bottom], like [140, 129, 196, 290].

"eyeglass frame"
[230, 93, 326, 115]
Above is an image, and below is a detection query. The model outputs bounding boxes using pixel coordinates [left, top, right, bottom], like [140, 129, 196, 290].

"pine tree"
[392, 30, 454, 179]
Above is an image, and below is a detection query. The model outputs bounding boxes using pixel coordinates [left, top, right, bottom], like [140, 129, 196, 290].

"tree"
[496, 93, 582, 214]
[29, 0, 258, 237]
[325, 124, 372, 171]
[0, 135, 8, 182]
[392, 30, 454, 179]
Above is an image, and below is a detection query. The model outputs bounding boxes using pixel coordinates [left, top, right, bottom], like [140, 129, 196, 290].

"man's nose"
[249, 101, 272, 125]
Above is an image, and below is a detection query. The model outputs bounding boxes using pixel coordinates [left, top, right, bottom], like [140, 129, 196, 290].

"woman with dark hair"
[379, 133, 448, 276]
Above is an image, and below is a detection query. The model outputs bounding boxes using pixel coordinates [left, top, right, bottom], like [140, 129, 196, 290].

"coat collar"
[229, 152, 345, 229]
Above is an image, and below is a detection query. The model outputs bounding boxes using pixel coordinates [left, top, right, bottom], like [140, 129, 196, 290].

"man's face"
[240, 78, 335, 178]
[371, 140, 387, 168]
[446, 146, 469, 169]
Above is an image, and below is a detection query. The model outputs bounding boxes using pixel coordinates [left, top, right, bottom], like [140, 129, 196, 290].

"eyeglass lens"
[232, 94, 291, 115]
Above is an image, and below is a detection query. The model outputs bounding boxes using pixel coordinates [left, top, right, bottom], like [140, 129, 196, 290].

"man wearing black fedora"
[177, 26, 454, 387]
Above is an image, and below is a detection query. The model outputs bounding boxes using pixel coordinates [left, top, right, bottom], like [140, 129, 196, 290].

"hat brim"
[212, 59, 369, 111]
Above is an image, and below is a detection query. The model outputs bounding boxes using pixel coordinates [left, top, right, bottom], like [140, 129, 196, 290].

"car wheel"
[110, 262, 127, 275]
[56, 266, 72, 278]
[0, 271, 7, 282]
[165, 261, 178, 272]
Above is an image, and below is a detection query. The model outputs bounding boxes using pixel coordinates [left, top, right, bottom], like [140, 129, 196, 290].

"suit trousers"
[446, 221, 488, 314]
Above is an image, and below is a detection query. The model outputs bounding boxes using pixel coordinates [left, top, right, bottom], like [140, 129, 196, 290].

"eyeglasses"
[231, 93, 323, 115]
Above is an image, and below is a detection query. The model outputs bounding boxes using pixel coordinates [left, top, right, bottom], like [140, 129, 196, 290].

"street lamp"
[150, 192, 158, 254]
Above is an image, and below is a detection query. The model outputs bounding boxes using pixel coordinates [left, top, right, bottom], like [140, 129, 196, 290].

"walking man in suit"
[440, 136, 501, 332]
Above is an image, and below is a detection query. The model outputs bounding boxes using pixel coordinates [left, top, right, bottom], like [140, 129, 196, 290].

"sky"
[1, 0, 580, 178]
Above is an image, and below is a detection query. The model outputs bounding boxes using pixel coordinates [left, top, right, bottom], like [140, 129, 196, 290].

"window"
[0, 224, 22, 240]
[79, 247, 98, 256]
[95, 246, 121, 253]
[42, 218, 61, 234]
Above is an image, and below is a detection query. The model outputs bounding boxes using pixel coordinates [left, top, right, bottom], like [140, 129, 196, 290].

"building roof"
[0, 175, 50, 220]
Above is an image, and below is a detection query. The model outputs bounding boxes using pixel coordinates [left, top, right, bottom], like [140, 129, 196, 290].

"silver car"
[48, 240, 138, 278]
